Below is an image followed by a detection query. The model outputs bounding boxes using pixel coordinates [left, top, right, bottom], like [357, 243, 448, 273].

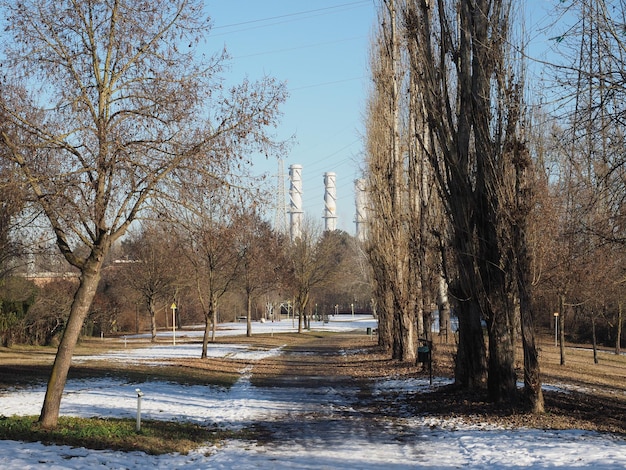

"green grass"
[0, 415, 252, 455]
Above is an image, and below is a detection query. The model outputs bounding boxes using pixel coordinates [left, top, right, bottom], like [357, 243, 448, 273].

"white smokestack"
[355, 178, 368, 242]
[323, 172, 337, 232]
[289, 164, 303, 241]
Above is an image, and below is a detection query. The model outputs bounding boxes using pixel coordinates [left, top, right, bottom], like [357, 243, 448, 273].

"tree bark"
[454, 298, 487, 389]
[39, 254, 104, 428]
[246, 291, 253, 337]
[148, 298, 158, 343]
[437, 276, 452, 343]
[485, 302, 516, 403]
[201, 312, 210, 359]
[616, 301, 622, 356]
[376, 282, 394, 354]
[592, 313, 598, 364]
[514, 139, 544, 412]
[211, 298, 218, 344]
[559, 294, 566, 365]
[202, 295, 218, 358]
[519, 283, 544, 412]
[397, 298, 417, 362]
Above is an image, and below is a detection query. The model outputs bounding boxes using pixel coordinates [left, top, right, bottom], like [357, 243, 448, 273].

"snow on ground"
[118, 314, 379, 342]
[73, 342, 285, 364]
[1, 316, 626, 469]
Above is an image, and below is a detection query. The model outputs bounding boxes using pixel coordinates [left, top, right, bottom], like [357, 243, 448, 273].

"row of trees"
[0, 200, 371, 350]
[537, 0, 626, 362]
[365, 0, 626, 412]
[365, 0, 542, 410]
[116, 211, 366, 351]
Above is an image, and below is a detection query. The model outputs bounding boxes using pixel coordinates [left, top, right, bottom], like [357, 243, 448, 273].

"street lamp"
[553, 312, 559, 347]
[171, 302, 177, 346]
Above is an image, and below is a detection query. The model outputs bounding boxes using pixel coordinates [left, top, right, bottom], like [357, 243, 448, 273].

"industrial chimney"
[323, 172, 337, 232]
[288, 164, 303, 241]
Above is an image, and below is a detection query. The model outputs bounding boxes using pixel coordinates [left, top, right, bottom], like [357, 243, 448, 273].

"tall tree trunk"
[211, 297, 218, 343]
[39, 255, 104, 428]
[389, 0, 415, 362]
[519, 279, 544, 412]
[201, 312, 210, 359]
[148, 298, 157, 343]
[398, 299, 417, 362]
[559, 294, 566, 365]
[591, 312, 598, 364]
[246, 291, 252, 337]
[485, 301, 516, 403]
[438, 276, 452, 343]
[391, 302, 402, 360]
[616, 301, 622, 356]
[514, 140, 544, 412]
[454, 298, 487, 389]
[377, 282, 394, 354]
[471, 0, 517, 404]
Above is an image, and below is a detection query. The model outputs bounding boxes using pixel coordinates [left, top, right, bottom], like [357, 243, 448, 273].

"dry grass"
[536, 338, 626, 399]
[1, 330, 625, 435]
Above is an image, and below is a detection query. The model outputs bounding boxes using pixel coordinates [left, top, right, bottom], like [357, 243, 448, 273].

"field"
[0, 319, 625, 468]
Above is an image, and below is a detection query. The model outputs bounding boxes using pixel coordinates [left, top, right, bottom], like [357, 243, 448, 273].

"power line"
[289, 76, 365, 92]
[233, 35, 365, 60]
[212, 1, 371, 31]
[303, 138, 363, 171]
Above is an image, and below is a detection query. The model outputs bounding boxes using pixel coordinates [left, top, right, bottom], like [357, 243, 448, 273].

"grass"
[0, 415, 251, 455]
[0, 333, 309, 455]
[1, 331, 624, 454]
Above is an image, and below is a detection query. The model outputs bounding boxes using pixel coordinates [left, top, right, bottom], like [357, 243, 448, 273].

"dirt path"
[233, 332, 434, 462]
[248, 332, 429, 387]
[252, 333, 382, 387]
[240, 331, 626, 436]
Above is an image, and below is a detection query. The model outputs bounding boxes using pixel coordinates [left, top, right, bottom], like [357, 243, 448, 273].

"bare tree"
[0, 0, 285, 428]
[121, 225, 179, 342]
[404, 0, 542, 408]
[0, 161, 25, 279]
[539, 0, 626, 363]
[364, 27, 395, 354]
[365, 0, 420, 361]
[234, 209, 286, 337]
[176, 190, 245, 358]
[286, 219, 344, 334]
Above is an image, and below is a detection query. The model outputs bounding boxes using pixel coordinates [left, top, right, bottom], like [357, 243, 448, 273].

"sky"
[2, 317, 626, 468]
[200, 1, 570, 236]
[203, 0, 377, 234]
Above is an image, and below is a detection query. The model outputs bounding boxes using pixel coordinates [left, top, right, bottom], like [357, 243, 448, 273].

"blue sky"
[204, 1, 377, 234]
[202, 1, 565, 235]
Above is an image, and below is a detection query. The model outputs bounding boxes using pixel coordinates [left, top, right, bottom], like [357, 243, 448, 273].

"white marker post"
[135, 388, 144, 432]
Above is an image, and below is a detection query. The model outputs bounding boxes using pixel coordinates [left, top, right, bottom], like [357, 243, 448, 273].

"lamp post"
[554, 312, 559, 347]
[171, 302, 177, 346]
